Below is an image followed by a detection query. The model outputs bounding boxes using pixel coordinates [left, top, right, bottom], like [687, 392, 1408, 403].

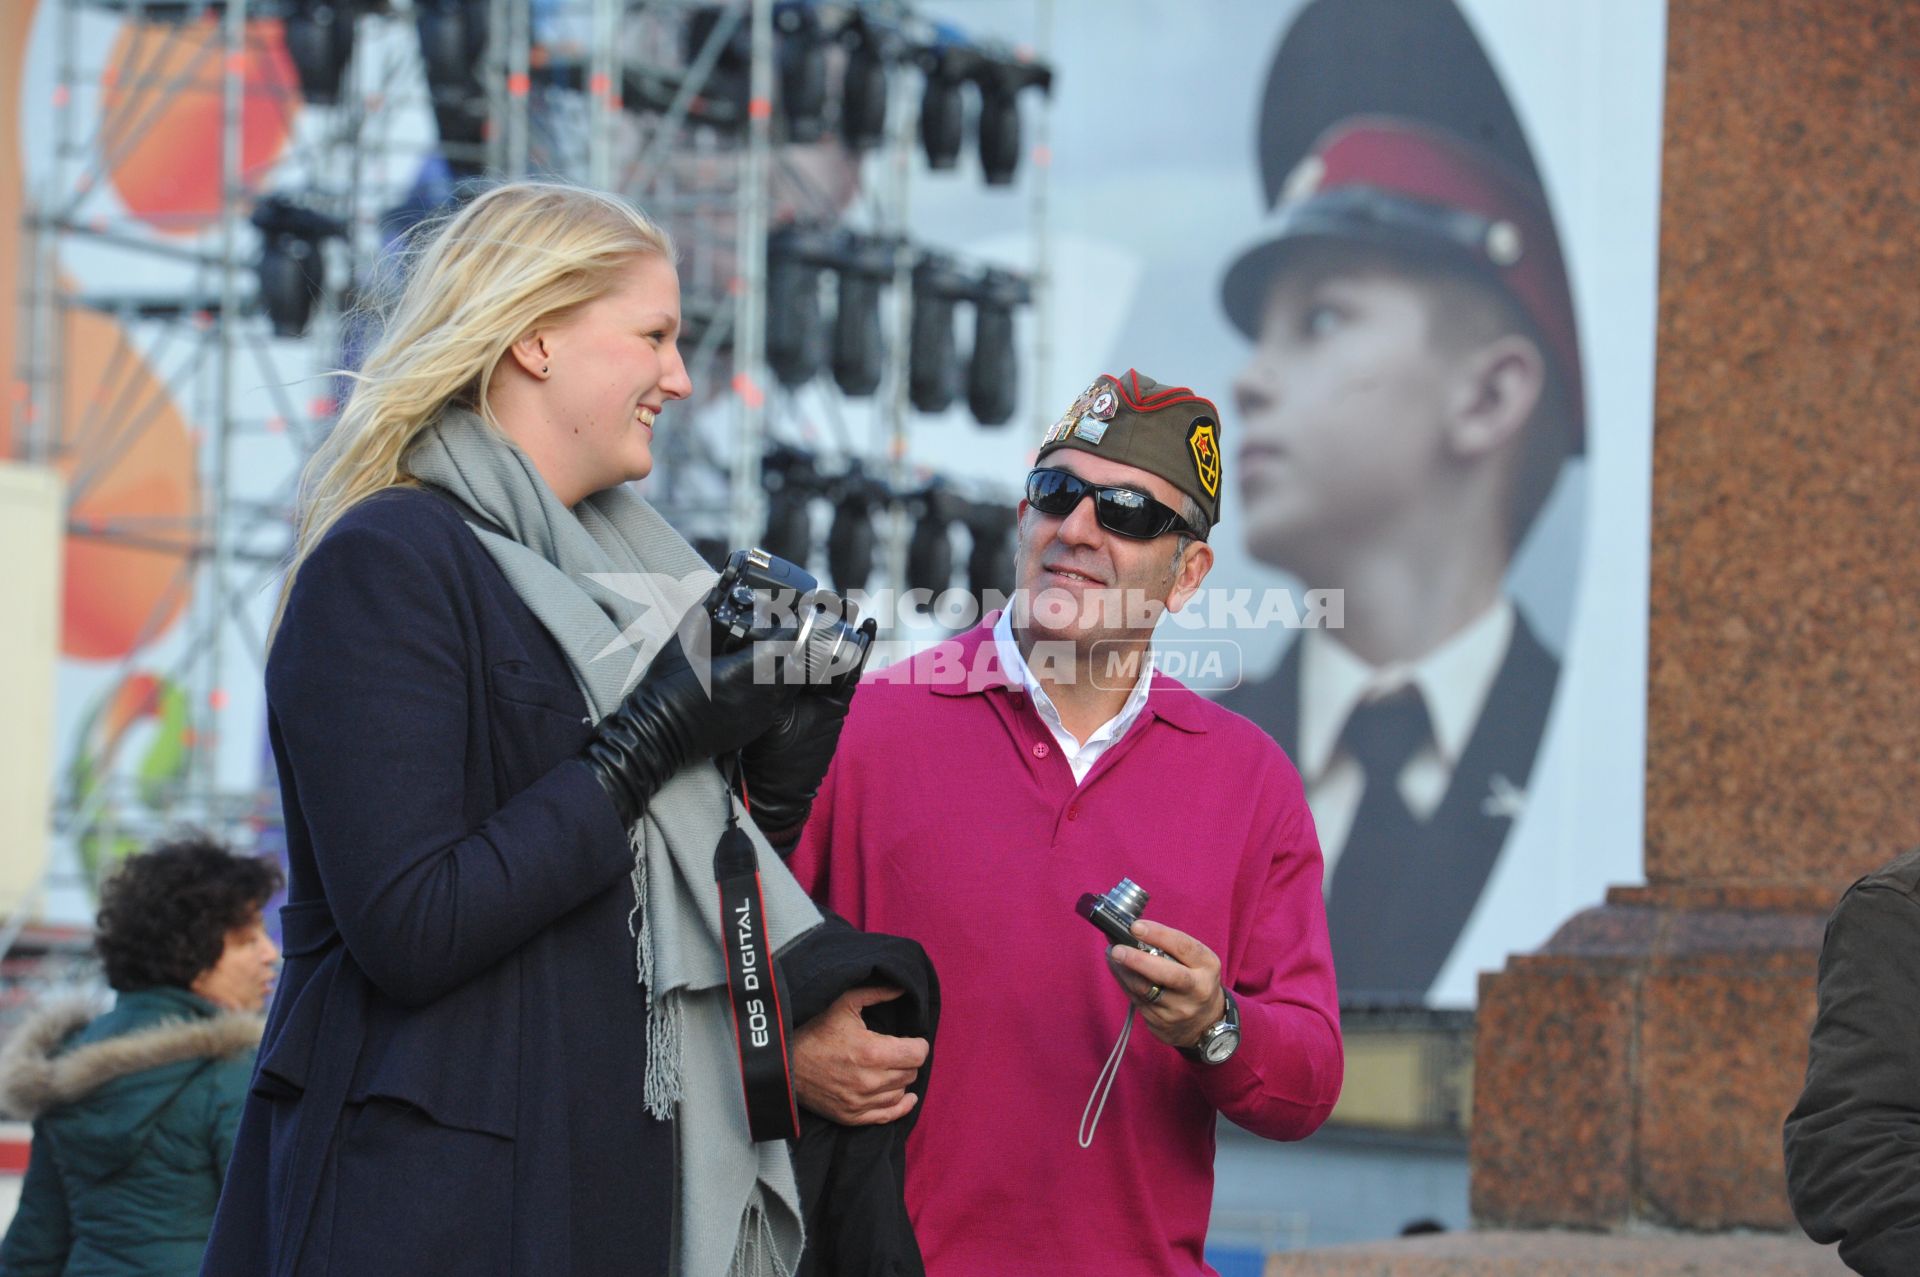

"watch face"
[1202, 1027, 1240, 1064]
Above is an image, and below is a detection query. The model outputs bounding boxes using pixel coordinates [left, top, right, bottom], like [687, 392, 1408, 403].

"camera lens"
[1108, 878, 1148, 922]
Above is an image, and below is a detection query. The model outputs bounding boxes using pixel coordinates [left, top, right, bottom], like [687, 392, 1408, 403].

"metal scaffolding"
[9, 0, 1054, 922]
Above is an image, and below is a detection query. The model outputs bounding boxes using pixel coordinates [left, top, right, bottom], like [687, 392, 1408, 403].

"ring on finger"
[1146, 984, 1163, 1004]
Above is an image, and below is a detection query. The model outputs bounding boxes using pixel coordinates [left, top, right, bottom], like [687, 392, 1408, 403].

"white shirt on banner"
[1296, 600, 1517, 886]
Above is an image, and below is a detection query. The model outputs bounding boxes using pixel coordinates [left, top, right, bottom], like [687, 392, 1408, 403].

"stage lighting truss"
[750, 444, 1016, 611]
[12, 0, 1054, 899]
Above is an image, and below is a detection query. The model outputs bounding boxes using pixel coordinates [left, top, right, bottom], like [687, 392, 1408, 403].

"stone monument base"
[1263, 1230, 1844, 1276]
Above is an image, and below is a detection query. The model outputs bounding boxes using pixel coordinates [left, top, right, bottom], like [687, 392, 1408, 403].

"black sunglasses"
[1024, 467, 1199, 541]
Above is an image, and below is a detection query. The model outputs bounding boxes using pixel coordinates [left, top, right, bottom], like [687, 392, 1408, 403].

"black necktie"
[1324, 685, 1434, 1003]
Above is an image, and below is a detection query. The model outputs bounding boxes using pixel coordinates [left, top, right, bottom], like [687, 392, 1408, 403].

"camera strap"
[1077, 1005, 1136, 1149]
[713, 776, 802, 1144]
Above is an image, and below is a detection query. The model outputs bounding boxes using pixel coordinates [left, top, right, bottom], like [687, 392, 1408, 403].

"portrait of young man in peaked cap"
[1216, 0, 1586, 1007]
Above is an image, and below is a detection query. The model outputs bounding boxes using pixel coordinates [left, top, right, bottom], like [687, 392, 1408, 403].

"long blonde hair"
[269, 181, 675, 643]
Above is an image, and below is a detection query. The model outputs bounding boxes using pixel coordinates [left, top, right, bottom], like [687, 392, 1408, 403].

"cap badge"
[1088, 387, 1119, 421]
[1074, 417, 1111, 445]
[1188, 419, 1221, 499]
[1485, 220, 1524, 267]
[1280, 154, 1326, 206]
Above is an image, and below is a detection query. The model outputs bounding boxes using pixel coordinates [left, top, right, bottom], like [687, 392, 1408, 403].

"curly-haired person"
[0, 834, 282, 1277]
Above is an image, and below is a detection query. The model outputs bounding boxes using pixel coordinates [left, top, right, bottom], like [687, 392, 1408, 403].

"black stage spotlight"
[775, 3, 829, 143]
[906, 485, 959, 598]
[417, 0, 486, 94]
[416, 0, 489, 168]
[252, 196, 348, 338]
[286, 0, 357, 107]
[964, 501, 1018, 603]
[686, 6, 754, 122]
[967, 268, 1032, 426]
[827, 468, 883, 595]
[917, 46, 979, 171]
[767, 227, 829, 387]
[838, 14, 890, 151]
[761, 446, 819, 567]
[973, 57, 1052, 186]
[831, 234, 900, 398]
[909, 253, 968, 413]
[764, 488, 813, 569]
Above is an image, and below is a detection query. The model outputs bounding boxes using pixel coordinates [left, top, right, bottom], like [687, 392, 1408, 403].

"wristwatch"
[1180, 989, 1241, 1065]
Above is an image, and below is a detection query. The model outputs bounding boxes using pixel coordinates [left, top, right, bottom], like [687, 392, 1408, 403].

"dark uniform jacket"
[0, 988, 260, 1277]
[1784, 848, 1920, 1276]
[1216, 607, 1558, 1003]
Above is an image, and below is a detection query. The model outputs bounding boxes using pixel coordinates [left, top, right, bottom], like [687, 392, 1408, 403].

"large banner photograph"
[902, 0, 1665, 1008]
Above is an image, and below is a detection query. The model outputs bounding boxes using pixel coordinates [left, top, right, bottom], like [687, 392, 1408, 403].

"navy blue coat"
[202, 488, 674, 1277]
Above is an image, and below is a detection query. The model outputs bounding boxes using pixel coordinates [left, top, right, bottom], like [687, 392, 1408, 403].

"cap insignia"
[1188, 419, 1221, 499]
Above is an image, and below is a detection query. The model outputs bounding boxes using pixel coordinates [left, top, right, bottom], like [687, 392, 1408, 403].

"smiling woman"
[211, 182, 831, 1277]
[484, 251, 693, 505]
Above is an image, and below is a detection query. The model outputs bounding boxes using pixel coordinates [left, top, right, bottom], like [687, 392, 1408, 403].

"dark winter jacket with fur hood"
[0, 987, 262, 1277]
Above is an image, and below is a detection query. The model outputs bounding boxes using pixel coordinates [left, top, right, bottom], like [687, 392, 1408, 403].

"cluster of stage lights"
[767, 228, 1032, 426]
[283, 2, 1053, 176]
[261, 4, 1051, 344]
[694, 4, 1054, 180]
[758, 448, 1017, 604]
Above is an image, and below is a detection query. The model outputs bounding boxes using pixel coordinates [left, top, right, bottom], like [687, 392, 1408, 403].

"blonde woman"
[201, 183, 860, 1277]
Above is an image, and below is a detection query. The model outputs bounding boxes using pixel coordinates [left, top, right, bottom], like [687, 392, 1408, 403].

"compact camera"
[705, 547, 875, 690]
[1075, 877, 1167, 958]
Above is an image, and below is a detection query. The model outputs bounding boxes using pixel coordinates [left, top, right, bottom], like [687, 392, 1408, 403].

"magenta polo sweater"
[791, 622, 1343, 1277]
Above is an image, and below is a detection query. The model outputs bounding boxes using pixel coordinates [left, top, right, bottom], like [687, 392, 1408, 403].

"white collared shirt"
[1296, 600, 1516, 878]
[991, 610, 1154, 785]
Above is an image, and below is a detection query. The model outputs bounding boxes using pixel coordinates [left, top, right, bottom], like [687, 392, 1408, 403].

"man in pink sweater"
[788, 369, 1344, 1276]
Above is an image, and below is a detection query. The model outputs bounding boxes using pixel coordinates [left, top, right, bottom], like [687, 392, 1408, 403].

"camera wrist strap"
[1078, 1005, 1136, 1149]
[714, 759, 802, 1144]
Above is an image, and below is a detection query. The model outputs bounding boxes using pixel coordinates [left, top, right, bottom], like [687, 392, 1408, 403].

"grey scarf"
[409, 407, 822, 1277]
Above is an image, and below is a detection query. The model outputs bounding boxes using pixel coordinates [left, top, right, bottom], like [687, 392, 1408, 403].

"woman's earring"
[541, 365, 550, 376]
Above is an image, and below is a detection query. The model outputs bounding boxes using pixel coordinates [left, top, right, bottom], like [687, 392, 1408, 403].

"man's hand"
[1104, 918, 1227, 1051]
[791, 985, 931, 1125]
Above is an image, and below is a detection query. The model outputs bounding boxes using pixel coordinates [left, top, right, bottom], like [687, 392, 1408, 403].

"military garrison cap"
[1037, 369, 1223, 531]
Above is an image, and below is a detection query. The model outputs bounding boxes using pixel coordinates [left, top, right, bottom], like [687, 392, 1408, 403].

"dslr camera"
[1075, 877, 1167, 958]
[705, 547, 875, 690]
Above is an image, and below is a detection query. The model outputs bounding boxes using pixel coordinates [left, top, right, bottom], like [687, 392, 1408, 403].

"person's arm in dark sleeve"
[0, 1128, 72, 1277]
[1190, 758, 1344, 1140]
[268, 518, 632, 1007]
[1784, 882, 1920, 1276]
[786, 686, 872, 921]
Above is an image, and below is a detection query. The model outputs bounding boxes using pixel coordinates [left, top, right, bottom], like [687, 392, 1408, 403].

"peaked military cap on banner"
[1246, 0, 1543, 207]
[1221, 115, 1585, 449]
[1220, 0, 1583, 449]
[1037, 370, 1223, 531]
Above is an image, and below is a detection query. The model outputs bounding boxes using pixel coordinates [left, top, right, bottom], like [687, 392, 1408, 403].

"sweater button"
[1032, 742, 1050, 759]
[1067, 806, 1079, 820]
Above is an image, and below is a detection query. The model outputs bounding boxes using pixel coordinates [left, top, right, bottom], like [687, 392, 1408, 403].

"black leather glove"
[739, 680, 858, 840]
[581, 624, 801, 827]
